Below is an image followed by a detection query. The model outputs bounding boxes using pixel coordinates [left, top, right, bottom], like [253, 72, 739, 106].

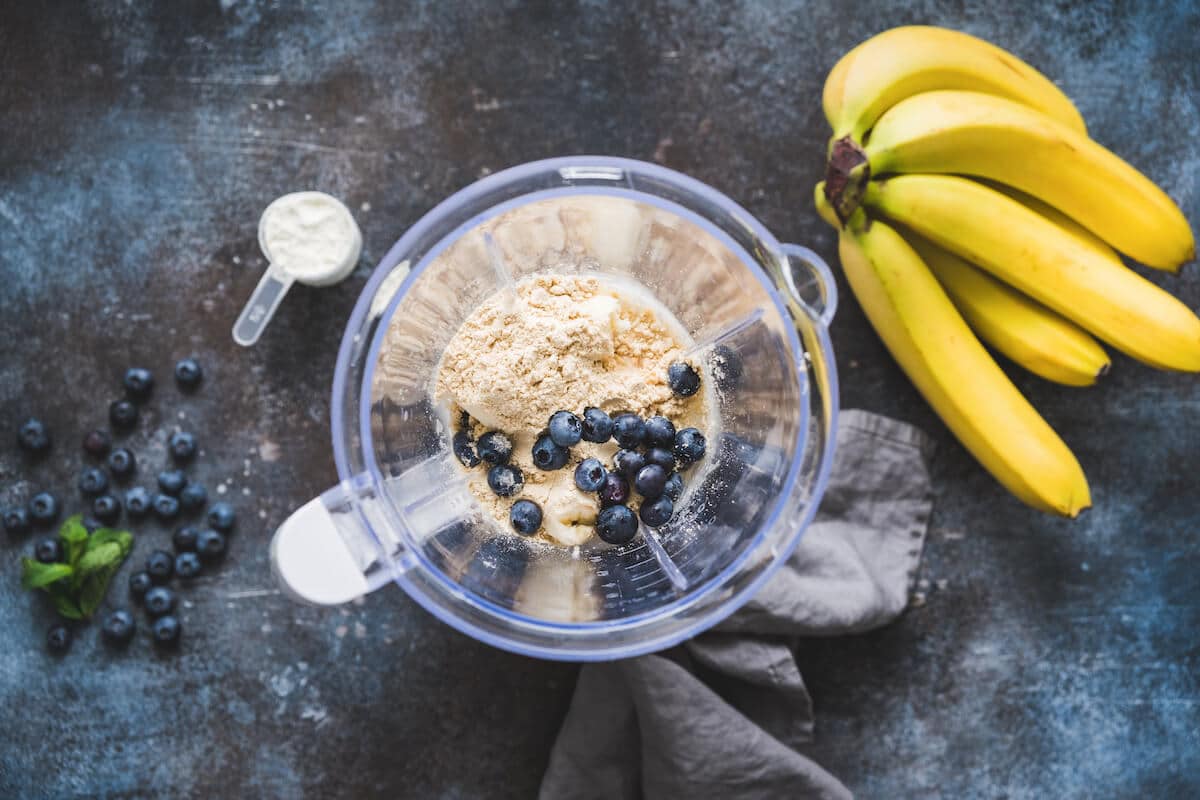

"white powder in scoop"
[260, 192, 361, 282]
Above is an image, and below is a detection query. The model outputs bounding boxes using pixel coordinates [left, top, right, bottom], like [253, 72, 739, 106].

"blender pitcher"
[270, 157, 840, 661]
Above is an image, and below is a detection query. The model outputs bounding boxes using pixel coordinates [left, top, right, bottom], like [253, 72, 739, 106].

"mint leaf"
[77, 542, 123, 575]
[23, 519, 135, 621]
[21, 558, 73, 589]
[48, 584, 84, 620]
[78, 563, 122, 618]
[87, 528, 133, 558]
[59, 515, 89, 569]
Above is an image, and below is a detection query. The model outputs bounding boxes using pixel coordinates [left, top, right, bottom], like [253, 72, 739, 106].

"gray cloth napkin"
[540, 410, 935, 800]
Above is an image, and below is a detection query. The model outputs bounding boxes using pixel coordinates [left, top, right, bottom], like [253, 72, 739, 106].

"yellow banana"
[819, 195, 1090, 516]
[985, 182, 1120, 263]
[864, 175, 1200, 371]
[823, 26, 1085, 141]
[863, 90, 1195, 270]
[905, 232, 1110, 387]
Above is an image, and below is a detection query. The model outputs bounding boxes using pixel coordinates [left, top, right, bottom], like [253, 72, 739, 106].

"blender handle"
[778, 243, 838, 327]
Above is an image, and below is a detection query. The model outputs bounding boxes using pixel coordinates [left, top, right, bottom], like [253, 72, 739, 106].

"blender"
[269, 157, 839, 661]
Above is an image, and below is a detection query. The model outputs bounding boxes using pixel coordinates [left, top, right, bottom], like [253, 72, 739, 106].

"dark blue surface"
[1, 1, 1198, 797]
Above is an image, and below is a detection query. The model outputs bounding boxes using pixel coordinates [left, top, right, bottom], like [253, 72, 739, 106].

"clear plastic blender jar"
[270, 157, 839, 661]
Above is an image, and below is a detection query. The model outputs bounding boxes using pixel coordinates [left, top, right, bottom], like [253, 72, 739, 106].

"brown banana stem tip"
[823, 136, 870, 225]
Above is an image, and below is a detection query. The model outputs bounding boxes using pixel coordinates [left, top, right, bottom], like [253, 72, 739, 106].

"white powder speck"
[250, 103, 258, 110]
[232, 255, 242, 264]
[354, 622, 367, 639]
[266, 100, 275, 110]
[300, 705, 328, 725]
[258, 510, 267, 519]
[242, 487, 251, 496]
[269, 669, 295, 697]
[276, 98, 285, 107]
[360, 202, 371, 212]
[178, 411, 186, 420]
[334, 625, 348, 638]
[305, 113, 312, 121]
[261, 622, 272, 634]
[217, 484, 228, 495]
[354, 115, 366, 124]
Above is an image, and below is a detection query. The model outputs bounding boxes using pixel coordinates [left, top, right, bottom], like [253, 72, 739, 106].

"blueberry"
[581, 407, 614, 443]
[101, 609, 136, 645]
[664, 472, 684, 501]
[157, 469, 187, 496]
[179, 483, 207, 514]
[82, 517, 104, 533]
[612, 413, 646, 448]
[144, 586, 177, 617]
[673, 428, 707, 464]
[532, 435, 569, 471]
[639, 496, 674, 527]
[78, 467, 109, 496]
[82, 429, 112, 458]
[509, 499, 543, 535]
[486, 464, 524, 497]
[548, 411, 583, 447]
[152, 615, 181, 646]
[175, 551, 202, 579]
[145, 550, 173, 582]
[125, 487, 153, 518]
[28, 492, 59, 525]
[667, 362, 701, 397]
[92, 494, 122, 526]
[17, 418, 51, 454]
[574, 458, 607, 492]
[123, 367, 155, 402]
[477, 431, 513, 465]
[173, 525, 200, 552]
[107, 447, 136, 480]
[596, 505, 639, 545]
[206, 502, 235, 532]
[4, 507, 31, 536]
[634, 464, 669, 498]
[644, 416, 676, 448]
[174, 358, 203, 390]
[46, 624, 72, 653]
[168, 431, 197, 463]
[613, 449, 646, 480]
[34, 537, 63, 563]
[645, 447, 676, 471]
[598, 473, 630, 507]
[153, 494, 180, 520]
[452, 431, 480, 467]
[109, 400, 138, 430]
[129, 570, 153, 601]
[196, 529, 227, 561]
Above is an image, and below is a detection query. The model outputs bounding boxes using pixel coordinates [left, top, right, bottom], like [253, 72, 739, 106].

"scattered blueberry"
[548, 411, 582, 447]
[196, 529, 227, 561]
[664, 472, 684, 501]
[596, 505, 639, 545]
[92, 494, 122, 526]
[153, 494, 180, 520]
[667, 362, 701, 397]
[101, 610, 136, 645]
[46, 624, 72, 653]
[531, 435, 569, 471]
[179, 483, 207, 514]
[78, 467, 109, 496]
[109, 400, 138, 430]
[634, 464, 669, 498]
[146, 550, 174, 583]
[17, 418, 51, 454]
[644, 416, 676, 448]
[125, 487, 152, 519]
[107, 447, 136, 480]
[639, 496, 674, 527]
[613, 449, 647, 479]
[509, 499, 543, 535]
[477, 431, 513, 465]
[581, 407, 614, 443]
[3, 507, 31, 536]
[82, 429, 112, 458]
[28, 492, 60, 526]
[206, 502, 235, 533]
[574, 458, 607, 492]
[173, 525, 200, 552]
[452, 431, 480, 467]
[645, 447, 676, 471]
[129, 571, 154, 601]
[34, 537, 63, 563]
[157, 469, 187, 496]
[123, 367, 155, 402]
[598, 473, 631, 507]
[612, 413, 646, 448]
[486, 464, 524, 497]
[174, 358, 203, 390]
[673, 428, 707, 464]
[152, 615, 181, 646]
[168, 431, 197, 463]
[81, 517, 104, 533]
[144, 586, 177, 617]
[175, 551, 202, 579]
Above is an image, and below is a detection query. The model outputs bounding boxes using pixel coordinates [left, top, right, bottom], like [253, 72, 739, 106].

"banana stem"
[823, 136, 871, 224]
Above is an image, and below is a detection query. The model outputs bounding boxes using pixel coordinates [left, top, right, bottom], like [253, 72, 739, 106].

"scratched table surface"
[2, 2, 1198, 797]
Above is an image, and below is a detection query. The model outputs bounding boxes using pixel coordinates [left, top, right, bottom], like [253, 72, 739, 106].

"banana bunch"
[816, 25, 1199, 517]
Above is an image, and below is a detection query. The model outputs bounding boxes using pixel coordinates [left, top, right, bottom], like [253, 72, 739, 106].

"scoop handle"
[233, 266, 294, 346]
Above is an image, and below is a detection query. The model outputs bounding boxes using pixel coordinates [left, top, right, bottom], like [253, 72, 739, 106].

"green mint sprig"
[21, 515, 133, 619]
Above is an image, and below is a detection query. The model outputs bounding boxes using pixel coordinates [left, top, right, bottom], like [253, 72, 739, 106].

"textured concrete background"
[1, 1, 1198, 797]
